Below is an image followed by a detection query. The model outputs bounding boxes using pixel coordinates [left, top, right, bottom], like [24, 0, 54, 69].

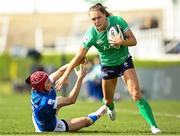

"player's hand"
[80, 57, 88, 65]
[74, 64, 87, 79]
[109, 35, 123, 47]
[55, 76, 68, 91]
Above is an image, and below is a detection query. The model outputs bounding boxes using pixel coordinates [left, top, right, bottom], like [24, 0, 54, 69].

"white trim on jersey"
[32, 115, 67, 132]
[53, 97, 58, 109]
[49, 75, 54, 83]
[124, 27, 129, 33]
[32, 114, 42, 132]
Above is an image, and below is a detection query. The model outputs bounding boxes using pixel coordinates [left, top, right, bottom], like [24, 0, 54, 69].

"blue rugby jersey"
[31, 88, 58, 131]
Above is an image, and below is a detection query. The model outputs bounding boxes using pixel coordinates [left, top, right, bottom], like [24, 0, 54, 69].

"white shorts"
[54, 118, 69, 132]
[32, 115, 69, 132]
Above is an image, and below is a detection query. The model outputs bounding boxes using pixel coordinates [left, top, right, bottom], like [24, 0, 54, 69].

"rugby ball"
[108, 25, 124, 46]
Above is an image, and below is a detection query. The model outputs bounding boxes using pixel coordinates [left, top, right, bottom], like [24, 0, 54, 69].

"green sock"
[107, 102, 114, 110]
[136, 98, 158, 127]
[102, 98, 114, 110]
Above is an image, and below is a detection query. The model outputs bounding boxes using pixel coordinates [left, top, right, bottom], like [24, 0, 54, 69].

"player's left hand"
[109, 35, 123, 47]
[55, 76, 69, 91]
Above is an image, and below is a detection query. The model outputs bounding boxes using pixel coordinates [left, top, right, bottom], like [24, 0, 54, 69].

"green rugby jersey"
[82, 16, 130, 66]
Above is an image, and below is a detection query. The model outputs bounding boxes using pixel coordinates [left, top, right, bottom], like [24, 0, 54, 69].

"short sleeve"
[117, 16, 129, 32]
[82, 27, 95, 49]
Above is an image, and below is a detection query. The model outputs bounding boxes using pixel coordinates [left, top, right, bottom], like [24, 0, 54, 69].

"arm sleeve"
[117, 16, 129, 32]
[82, 27, 95, 49]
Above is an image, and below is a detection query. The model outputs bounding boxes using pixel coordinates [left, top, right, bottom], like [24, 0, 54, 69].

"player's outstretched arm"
[48, 64, 68, 83]
[56, 64, 87, 108]
[55, 47, 88, 90]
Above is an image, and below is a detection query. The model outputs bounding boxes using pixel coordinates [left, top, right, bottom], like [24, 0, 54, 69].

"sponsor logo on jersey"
[83, 36, 89, 43]
[96, 39, 104, 45]
[48, 99, 55, 105]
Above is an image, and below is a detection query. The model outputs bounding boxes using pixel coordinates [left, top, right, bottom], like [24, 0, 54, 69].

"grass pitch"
[0, 85, 180, 136]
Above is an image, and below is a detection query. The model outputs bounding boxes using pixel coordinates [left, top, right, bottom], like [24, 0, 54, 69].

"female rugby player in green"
[55, 3, 161, 134]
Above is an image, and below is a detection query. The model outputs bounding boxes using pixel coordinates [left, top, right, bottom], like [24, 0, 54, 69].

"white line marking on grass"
[116, 109, 180, 119]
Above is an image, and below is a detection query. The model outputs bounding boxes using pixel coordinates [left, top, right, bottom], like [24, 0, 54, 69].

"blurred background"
[0, 0, 180, 100]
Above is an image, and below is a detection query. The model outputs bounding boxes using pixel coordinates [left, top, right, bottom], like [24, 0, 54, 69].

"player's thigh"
[102, 78, 117, 99]
[123, 68, 140, 95]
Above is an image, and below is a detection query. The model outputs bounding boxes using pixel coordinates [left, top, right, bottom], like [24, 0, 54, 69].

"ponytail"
[25, 76, 31, 84]
[89, 3, 112, 17]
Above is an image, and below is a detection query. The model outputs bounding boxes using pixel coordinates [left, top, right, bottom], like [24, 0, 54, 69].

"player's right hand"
[74, 64, 87, 79]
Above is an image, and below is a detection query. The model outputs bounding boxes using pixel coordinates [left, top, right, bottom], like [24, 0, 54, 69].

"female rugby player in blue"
[55, 3, 161, 134]
[25, 64, 106, 132]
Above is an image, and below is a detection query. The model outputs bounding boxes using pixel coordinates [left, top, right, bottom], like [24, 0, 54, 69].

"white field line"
[116, 109, 180, 119]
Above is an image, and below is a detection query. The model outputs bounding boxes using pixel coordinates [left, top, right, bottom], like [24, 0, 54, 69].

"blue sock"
[88, 114, 98, 123]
